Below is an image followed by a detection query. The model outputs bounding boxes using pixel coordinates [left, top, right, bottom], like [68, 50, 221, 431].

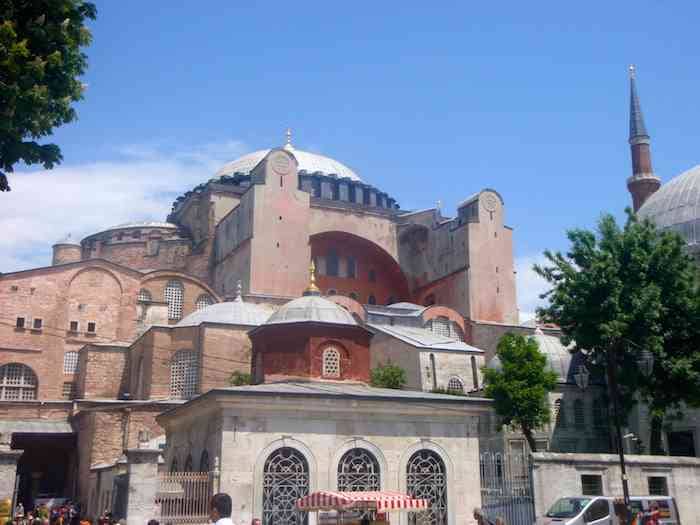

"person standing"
[209, 494, 233, 525]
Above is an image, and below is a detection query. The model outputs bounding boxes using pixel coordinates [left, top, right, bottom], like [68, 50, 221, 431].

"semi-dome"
[265, 295, 358, 326]
[177, 299, 273, 328]
[638, 165, 700, 246]
[215, 144, 362, 182]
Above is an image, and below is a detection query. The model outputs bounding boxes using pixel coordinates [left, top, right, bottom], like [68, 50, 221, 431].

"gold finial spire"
[304, 259, 320, 295]
[628, 64, 636, 79]
[234, 279, 243, 302]
[285, 128, 293, 148]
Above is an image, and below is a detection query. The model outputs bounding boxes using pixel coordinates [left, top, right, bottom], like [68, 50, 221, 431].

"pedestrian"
[495, 517, 505, 525]
[473, 508, 485, 525]
[209, 493, 233, 525]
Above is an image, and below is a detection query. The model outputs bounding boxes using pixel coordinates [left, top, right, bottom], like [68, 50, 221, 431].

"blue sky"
[4, 1, 700, 318]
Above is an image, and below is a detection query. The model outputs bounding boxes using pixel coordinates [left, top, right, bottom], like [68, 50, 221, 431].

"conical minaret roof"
[629, 65, 649, 143]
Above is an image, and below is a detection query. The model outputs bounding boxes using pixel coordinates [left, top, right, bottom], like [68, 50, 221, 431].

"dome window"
[322, 347, 341, 378]
[195, 294, 214, 311]
[164, 280, 184, 320]
[0, 363, 38, 400]
[137, 289, 152, 302]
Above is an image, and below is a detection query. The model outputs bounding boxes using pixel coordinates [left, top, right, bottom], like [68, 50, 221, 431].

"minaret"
[627, 65, 661, 211]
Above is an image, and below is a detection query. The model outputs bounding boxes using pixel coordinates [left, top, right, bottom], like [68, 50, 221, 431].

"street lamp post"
[574, 347, 654, 517]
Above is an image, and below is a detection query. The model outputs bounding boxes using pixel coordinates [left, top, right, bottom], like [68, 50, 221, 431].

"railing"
[479, 452, 536, 525]
[157, 472, 213, 525]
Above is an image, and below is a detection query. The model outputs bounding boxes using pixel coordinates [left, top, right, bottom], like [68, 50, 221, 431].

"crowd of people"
[10, 502, 87, 525]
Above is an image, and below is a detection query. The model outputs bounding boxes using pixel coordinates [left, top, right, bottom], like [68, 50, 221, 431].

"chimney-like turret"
[627, 65, 660, 211]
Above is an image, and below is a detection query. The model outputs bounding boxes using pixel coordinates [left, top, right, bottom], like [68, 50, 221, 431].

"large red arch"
[310, 231, 410, 305]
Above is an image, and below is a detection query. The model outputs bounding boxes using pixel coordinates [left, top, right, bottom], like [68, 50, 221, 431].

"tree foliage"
[230, 370, 252, 386]
[370, 362, 407, 390]
[482, 333, 558, 452]
[0, 0, 97, 191]
[535, 211, 700, 452]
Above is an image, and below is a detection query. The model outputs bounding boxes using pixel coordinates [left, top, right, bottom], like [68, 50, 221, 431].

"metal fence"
[479, 452, 536, 525]
[157, 472, 213, 525]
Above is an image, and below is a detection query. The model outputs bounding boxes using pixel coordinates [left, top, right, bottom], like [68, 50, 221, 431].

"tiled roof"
[368, 323, 483, 353]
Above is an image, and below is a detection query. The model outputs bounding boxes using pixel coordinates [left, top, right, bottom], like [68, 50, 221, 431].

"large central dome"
[215, 144, 362, 182]
[638, 165, 700, 246]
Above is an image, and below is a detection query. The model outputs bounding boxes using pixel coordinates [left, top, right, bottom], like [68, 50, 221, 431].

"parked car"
[537, 496, 680, 525]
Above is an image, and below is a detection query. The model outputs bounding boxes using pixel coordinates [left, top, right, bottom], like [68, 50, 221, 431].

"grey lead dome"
[265, 295, 358, 326]
[638, 165, 700, 246]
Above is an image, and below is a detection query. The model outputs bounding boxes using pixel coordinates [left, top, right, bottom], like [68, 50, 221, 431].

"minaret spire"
[626, 65, 660, 212]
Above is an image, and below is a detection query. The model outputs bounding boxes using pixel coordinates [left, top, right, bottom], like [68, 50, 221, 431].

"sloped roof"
[176, 298, 273, 327]
[369, 323, 483, 353]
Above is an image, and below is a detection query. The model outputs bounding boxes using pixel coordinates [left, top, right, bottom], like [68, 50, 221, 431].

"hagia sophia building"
[0, 67, 698, 524]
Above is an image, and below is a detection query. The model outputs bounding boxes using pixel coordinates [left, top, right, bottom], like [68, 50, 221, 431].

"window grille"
[164, 280, 184, 320]
[574, 399, 585, 428]
[62, 382, 77, 399]
[15, 317, 25, 329]
[555, 399, 567, 428]
[195, 294, 214, 311]
[69, 321, 79, 332]
[451, 322, 466, 341]
[63, 352, 79, 374]
[199, 450, 210, 472]
[0, 363, 38, 400]
[323, 348, 341, 378]
[581, 474, 603, 496]
[648, 476, 668, 495]
[137, 288, 152, 302]
[407, 450, 448, 525]
[87, 322, 96, 333]
[263, 447, 309, 525]
[170, 350, 199, 399]
[32, 318, 43, 330]
[337, 448, 380, 491]
[431, 317, 451, 338]
[447, 376, 464, 394]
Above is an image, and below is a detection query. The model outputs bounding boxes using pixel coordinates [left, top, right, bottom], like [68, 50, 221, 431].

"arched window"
[592, 399, 605, 428]
[195, 294, 214, 311]
[368, 295, 376, 305]
[0, 363, 38, 400]
[63, 351, 79, 374]
[184, 454, 193, 472]
[327, 248, 339, 277]
[406, 450, 448, 525]
[170, 350, 198, 399]
[429, 353, 437, 390]
[164, 280, 184, 320]
[574, 399, 585, 429]
[337, 448, 380, 491]
[136, 356, 145, 399]
[199, 450, 210, 472]
[137, 288, 152, 302]
[322, 347, 341, 378]
[555, 399, 567, 428]
[430, 317, 451, 338]
[262, 448, 309, 525]
[471, 356, 479, 391]
[447, 376, 464, 394]
[170, 458, 179, 473]
[326, 289, 338, 296]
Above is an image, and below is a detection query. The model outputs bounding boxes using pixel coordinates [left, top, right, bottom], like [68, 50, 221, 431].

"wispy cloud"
[0, 140, 248, 273]
[516, 253, 551, 323]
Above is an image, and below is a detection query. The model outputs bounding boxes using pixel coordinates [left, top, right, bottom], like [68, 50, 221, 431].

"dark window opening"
[368, 295, 376, 305]
[581, 475, 603, 496]
[69, 321, 78, 332]
[368, 269, 376, 282]
[87, 322, 96, 334]
[32, 318, 43, 330]
[327, 249, 339, 277]
[347, 257, 357, 279]
[471, 355, 479, 390]
[668, 430, 696, 457]
[648, 477, 668, 495]
[15, 317, 25, 329]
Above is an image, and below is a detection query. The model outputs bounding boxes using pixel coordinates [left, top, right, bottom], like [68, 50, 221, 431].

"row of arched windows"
[554, 398, 607, 430]
[170, 447, 448, 525]
[0, 363, 37, 401]
[137, 282, 214, 321]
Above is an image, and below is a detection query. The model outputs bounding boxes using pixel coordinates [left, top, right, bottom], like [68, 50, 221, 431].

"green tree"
[370, 362, 406, 389]
[482, 333, 558, 452]
[535, 211, 700, 453]
[230, 370, 252, 386]
[0, 0, 97, 191]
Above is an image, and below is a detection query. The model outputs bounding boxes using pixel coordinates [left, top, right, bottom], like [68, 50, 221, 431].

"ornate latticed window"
[0, 363, 38, 401]
[430, 317, 451, 338]
[574, 399, 585, 429]
[407, 450, 448, 525]
[63, 351, 79, 374]
[137, 288, 152, 302]
[555, 399, 567, 428]
[199, 450, 210, 472]
[451, 322, 465, 341]
[164, 280, 184, 320]
[262, 447, 309, 525]
[447, 376, 464, 394]
[337, 448, 380, 491]
[169, 350, 198, 399]
[322, 347, 341, 378]
[195, 294, 214, 311]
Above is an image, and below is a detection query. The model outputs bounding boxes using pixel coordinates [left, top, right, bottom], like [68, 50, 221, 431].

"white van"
[538, 496, 680, 525]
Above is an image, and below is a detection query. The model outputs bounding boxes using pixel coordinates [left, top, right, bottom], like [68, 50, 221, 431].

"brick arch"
[139, 271, 220, 300]
[68, 265, 124, 294]
[422, 305, 467, 336]
[67, 267, 124, 341]
[310, 231, 410, 305]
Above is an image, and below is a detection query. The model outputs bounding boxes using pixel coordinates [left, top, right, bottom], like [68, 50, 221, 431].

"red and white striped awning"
[296, 491, 429, 512]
